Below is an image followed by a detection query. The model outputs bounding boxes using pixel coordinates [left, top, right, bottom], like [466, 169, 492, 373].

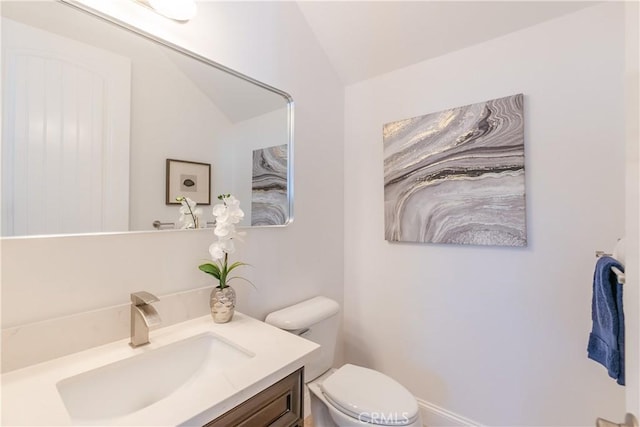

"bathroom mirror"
[1, 0, 293, 238]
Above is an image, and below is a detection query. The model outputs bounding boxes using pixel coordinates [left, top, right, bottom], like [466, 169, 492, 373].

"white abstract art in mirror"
[251, 144, 288, 226]
[383, 94, 526, 246]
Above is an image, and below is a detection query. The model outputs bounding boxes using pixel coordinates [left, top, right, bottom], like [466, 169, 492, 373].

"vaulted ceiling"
[296, 1, 597, 85]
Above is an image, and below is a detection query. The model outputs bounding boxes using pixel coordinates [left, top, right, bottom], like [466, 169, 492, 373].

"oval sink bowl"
[56, 332, 253, 421]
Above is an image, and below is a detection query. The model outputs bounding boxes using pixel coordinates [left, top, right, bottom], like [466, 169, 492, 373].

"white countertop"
[1, 313, 319, 426]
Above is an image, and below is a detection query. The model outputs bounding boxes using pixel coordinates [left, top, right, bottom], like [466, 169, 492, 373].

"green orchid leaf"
[227, 276, 257, 290]
[199, 263, 221, 280]
[227, 261, 250, 273]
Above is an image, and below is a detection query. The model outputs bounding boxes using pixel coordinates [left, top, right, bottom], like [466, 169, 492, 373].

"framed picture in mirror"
[166, 159, 211, 205]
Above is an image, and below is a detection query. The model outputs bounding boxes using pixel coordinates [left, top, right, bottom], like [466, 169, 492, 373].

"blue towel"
[588, 256, 625, 385]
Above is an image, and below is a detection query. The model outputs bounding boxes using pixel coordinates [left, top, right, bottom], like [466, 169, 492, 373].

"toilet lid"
[320, 364, 419, 426]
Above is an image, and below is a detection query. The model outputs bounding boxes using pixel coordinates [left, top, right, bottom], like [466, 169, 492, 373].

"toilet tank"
[265, 296, 340, 382]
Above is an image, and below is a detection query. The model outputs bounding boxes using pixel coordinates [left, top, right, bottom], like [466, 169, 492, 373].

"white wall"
[1, 0, 344, 363]
[343, 4, 626, 426]
[129, 44, 230, 231]
[624, 1, 640, 417]
[218, 107, 289, 226]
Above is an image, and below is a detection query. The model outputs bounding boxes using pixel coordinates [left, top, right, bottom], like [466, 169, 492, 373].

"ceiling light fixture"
[145, 0, 197, 22]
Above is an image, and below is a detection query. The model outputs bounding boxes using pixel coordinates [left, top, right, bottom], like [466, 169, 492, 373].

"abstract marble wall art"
[251, 144, 288, 226]
[383, 94, 526, 246]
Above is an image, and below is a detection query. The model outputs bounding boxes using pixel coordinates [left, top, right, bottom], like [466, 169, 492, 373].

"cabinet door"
[204, 368, 303, 427]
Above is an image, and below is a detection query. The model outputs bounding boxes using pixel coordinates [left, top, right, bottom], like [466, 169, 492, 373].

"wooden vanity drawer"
[204, 368, 304, 427]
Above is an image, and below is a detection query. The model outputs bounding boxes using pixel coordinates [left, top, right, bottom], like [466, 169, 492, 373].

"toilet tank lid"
[265, 296, 340, 330]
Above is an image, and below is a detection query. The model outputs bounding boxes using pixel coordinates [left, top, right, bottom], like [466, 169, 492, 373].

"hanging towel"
[588, 256, 625, 385]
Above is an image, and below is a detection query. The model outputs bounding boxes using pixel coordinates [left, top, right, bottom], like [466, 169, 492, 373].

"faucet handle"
[131, 291, 159, 306]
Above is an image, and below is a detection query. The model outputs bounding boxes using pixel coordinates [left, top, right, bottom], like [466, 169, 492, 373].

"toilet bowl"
[265, 297, 423, 427]
[308, 365, 422, 426]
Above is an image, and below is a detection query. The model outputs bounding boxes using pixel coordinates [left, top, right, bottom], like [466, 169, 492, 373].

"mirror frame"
[2, 0, 294, 239]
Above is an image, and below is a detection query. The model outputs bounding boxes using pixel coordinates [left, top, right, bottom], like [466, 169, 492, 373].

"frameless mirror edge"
[1, 0, 295, 239]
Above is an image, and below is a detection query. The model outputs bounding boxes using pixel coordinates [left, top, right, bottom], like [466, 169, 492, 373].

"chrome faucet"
[129, 291, 162, 348]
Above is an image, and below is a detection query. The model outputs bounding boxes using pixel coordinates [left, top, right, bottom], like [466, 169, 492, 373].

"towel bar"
[595, 251, 626, 285]
[152, 220, 216, 230]
[611, 266, 626, 285]
[152, 220, 175, 230]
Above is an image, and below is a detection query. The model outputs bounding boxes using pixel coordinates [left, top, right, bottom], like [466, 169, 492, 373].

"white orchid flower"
[212, 195, 245, 225]
[176, 196, 201, 229]
[209, 237, 235, 258]
[199, 194, 249, 291]
[180, 207, 202, 220]
[209, 242, 225, 261]
[178, 197, 196, 212]
[212, 203, 229, 222]
[219, 238, 235, 254]
[214, 222, 235, 238]
[229, 209, 244, 224]
[225, 196, 245, 223]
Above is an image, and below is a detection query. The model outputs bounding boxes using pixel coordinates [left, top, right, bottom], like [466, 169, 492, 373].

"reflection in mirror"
[1, 1, 293, 237]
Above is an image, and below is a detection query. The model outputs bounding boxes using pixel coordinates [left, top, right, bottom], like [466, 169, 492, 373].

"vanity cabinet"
[204, 368, 304, 427]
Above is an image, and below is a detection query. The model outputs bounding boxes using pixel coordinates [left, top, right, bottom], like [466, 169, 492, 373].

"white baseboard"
[418, 399, 484, 427]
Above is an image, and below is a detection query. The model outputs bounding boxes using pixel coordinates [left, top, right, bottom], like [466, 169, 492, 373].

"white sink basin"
[56, 332, 253, 421]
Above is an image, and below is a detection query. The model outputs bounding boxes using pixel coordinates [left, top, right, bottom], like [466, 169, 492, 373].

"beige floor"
[304, 415, 313, 427]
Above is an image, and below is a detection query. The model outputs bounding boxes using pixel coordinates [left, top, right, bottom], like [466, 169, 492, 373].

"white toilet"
[265, 296, 423, 427]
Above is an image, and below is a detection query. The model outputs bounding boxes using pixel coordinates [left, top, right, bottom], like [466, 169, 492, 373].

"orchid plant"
[176, 196, 202, 229]
[198, 194, 248, 289]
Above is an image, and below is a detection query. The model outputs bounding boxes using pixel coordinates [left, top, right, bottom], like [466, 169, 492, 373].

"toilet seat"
[320, 364, 419, 426]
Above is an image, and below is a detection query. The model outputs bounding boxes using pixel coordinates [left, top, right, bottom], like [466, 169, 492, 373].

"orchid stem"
[185, 200, 197, 228]
[220, 253, 228, 289]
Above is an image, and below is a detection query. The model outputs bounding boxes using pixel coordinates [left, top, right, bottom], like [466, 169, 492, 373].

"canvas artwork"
[251, 144, 288, 226]
[383, 94, 526, 246]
